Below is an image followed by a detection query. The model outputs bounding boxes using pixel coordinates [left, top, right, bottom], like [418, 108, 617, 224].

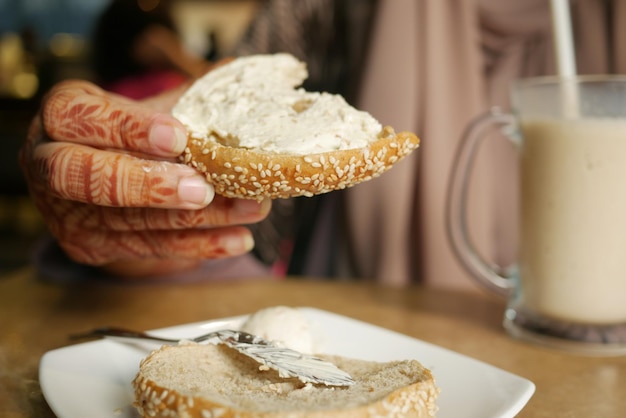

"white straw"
[550, 0, 577, 77]
[550, 0, 578, 117]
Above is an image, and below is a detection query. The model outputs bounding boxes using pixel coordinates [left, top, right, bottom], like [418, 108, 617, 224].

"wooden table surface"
[1, 267, 625, 417]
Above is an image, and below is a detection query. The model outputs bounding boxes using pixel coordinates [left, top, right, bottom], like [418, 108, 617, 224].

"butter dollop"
[172, 53, 382, 155]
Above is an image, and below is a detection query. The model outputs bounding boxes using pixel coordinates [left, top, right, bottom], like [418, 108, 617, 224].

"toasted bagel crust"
[180, 127, 419, 200]
[132, 343, 439, 418]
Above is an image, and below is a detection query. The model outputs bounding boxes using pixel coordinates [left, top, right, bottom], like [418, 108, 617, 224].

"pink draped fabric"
[345, 0, 626, 290]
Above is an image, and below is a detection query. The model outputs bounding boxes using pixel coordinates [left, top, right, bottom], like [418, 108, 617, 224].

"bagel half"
[173, 54, 420, 200]
[132, 342, 439, 418]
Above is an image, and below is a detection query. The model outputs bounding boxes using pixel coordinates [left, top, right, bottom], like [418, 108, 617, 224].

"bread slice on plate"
[132, 342, 439, 417]
[173, 53, 420, 200]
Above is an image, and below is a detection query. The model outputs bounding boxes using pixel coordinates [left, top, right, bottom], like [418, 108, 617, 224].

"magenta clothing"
[105, 70, 187, 100]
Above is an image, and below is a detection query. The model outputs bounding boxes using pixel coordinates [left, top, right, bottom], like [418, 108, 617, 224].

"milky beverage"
[519, 117, 626, 324]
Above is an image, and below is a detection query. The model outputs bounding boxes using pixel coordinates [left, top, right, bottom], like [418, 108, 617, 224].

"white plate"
[40, 307, 535, 418]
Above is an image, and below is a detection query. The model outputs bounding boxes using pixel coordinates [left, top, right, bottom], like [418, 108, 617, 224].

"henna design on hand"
[43, 81, 147, 151]
[19, 80, 269, 275]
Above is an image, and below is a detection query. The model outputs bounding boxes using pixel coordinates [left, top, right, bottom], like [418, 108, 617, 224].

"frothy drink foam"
[519, 117, 626, 324]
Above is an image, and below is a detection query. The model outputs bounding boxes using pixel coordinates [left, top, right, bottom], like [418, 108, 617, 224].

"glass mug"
[448, 75, 626, 355]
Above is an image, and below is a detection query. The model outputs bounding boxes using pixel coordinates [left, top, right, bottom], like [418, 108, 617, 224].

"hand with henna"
[19, 79, 271, 278]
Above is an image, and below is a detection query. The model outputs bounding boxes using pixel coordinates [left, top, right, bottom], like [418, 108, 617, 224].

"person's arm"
[136, 24, 210, 78]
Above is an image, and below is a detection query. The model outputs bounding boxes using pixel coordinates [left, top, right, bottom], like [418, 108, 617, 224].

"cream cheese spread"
[240, 306, 315, 354]
[172, 53, 382, 155]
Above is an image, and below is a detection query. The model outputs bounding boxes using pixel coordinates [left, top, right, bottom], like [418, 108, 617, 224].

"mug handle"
[446, 107, 518, 296]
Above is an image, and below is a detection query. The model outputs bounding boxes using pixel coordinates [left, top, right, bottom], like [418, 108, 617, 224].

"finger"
[58, 226, 254, 266]
[56, 196, 271, 231]
[143, 83, 190, 113]
[34, 141, 214, 209]
[42, 80, 188, 157]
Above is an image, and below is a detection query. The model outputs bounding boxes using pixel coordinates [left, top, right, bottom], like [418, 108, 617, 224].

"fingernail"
[178, 176, 214, 206]
[150, 123, 187, 154]
[234, 198, 271, 216]
[243, 234, 254, 251]
[225, 233, 255, 253]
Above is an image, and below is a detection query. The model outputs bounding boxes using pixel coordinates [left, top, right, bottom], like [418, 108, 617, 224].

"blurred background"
[0, 0, 261, 273]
